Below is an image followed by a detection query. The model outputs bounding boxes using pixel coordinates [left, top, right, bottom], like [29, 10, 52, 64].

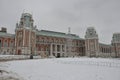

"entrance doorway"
[57, 53, 60, 58]
[18, 50, 21, 55]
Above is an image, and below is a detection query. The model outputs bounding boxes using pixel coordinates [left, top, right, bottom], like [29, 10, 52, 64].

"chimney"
[0, 27, 7, 33]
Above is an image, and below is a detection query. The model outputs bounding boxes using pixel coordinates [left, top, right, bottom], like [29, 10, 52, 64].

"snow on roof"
[0, 32, 14, 38]
[36, 30, 84, 40]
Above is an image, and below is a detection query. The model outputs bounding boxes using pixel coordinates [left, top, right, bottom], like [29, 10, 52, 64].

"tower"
[15, 13, 37, 55]
[85, 27, 99, 57]
[111, 33, 120, 58]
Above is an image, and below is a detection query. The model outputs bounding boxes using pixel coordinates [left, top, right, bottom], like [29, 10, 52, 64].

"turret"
[85, 27, 99, 57]
[15, 13, 36, 55]
[111, 33, 120, 57]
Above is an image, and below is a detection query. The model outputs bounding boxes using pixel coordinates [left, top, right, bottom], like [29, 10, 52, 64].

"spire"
[68, 27, 71, 34]
[16, 23, 18, 27]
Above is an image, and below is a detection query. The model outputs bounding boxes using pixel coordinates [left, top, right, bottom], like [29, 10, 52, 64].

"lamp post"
[30, 46, 33, 59]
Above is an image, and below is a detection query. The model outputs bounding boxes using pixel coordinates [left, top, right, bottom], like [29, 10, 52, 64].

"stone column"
[15, 32, 16, 51]
[23, 28, 25, 55]
[50, 43, 53, 56]
[60, 44, 62, 57]
[64, 44, 67, 57]
[55, 44, 57, 56]
[87, 40, 89, 54]
[23, 28, 25, 46]
[95, 39, 97, 57]
[29, 30, 31, 54]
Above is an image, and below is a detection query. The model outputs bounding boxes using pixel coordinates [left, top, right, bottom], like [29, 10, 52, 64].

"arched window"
[102, 48, 104, 53]
[10, 41, 14, 47]
[4, 40, 8, 47]
[18, 40, 22, 47]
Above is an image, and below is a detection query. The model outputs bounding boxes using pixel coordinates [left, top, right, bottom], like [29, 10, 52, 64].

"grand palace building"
[0, 13, 120, 58]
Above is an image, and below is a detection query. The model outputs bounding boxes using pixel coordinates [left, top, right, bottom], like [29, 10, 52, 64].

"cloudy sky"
[0, 0, 120, 44]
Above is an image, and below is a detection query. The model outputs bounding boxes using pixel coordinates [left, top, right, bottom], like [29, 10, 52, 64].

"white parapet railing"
[0, 55, 41, 61]
[55, 58, 120, 68]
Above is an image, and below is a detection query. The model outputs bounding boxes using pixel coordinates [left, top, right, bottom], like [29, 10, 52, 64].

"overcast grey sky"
[0, 0, 120, 44]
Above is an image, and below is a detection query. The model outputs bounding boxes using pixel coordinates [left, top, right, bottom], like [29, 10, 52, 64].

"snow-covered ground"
[0, 58, 120, 80]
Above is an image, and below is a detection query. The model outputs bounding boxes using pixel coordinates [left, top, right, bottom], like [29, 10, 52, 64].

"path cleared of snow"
[0, 58, 120, 80]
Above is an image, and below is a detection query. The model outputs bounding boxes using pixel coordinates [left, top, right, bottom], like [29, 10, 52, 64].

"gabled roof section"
[36, 30, 83, 40]
[0, 32, 15, 38]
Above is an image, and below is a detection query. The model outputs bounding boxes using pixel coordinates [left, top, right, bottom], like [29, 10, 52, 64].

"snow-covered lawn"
[0, 58, 120, 80]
